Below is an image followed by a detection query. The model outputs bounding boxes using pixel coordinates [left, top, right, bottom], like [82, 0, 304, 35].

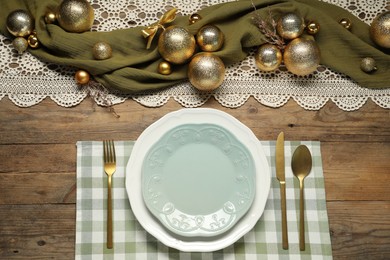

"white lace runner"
[0, 0, 389, 110]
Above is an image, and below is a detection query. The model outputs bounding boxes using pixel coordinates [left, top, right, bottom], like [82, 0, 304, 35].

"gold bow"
[142, 8, 178, 49]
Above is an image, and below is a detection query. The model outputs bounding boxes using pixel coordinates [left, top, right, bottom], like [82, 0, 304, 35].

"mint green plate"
[142, 123, 256, 237]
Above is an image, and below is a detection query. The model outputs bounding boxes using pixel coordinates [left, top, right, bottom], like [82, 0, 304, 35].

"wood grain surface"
[0, 97, 389, 259]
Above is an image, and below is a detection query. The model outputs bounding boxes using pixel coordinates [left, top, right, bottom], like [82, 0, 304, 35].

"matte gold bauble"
[360, 57, 377, 73]
[196, 25, 224, 52]
[158, 26, 196, 64]
[339, 18, 352, 30]
[158, 61, 172, 75]
[6, 9, 34, 37]
[254, 44, 282, 71]
[189, 13, 202, 24]
[45, 12, 57, 24]
[92, 42, 112, 60]
[370, 11, 390, 48]
[75, 70, 90, 84]
[283, 37, 321, 76]
[276, 13, 305, 40]
[306, 21, 320, 35]
[12, 37, 28, 54]
[188, 53, 225, 91]
[57, 0, 94, 33]
[27, 34, 39, 48]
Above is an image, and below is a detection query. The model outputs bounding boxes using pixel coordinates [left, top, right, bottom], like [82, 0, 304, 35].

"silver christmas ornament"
[12, 37, 29, 54]
[6, 9, 34, 37]
[360, 57, 377, 73]
[254, 44, 282, 72]
[276, 13, 305, 40]
[57, 0, 95, 33]
[92, 42, 112, 60]
[196, 25, 224, 52]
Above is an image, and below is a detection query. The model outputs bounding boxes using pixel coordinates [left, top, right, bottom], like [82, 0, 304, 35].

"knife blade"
[276, 132, 288, 249]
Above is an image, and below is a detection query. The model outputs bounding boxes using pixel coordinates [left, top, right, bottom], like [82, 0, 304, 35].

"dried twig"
[82, 82, 120, 118]
[252, 8, 285, 50]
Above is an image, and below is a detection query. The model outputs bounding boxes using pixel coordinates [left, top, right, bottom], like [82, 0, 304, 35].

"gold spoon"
[291, 145, 312, 251]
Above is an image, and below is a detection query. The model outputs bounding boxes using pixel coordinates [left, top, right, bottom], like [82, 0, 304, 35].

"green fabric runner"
[1, 0, 389, 93]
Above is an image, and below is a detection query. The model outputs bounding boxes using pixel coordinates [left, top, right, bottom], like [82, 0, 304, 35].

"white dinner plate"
[126, 108, 271, 252]
[142, 123, 256, 237]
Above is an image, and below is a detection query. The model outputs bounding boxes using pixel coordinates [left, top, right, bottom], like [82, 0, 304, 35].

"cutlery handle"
[107, 175, 113, 249]
[280, 182, 289, 249]
[299, 179, 305, 251]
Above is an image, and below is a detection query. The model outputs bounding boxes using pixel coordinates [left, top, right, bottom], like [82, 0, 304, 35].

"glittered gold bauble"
[45, 11, 57, 24]
[370, 11, 390, 48]
[188, 53, 225, 91]
[339, 18, 352, 30]
[12, 37, 28, 54]
[276, 13, 305, 40]
[360, 57, 377, 73]
[283, 37, 321, 76]
[254, 44, 282, 71]
[27, 34, 39, 48]
[57, 0, 94, 33]
[158, 26, 196, 64]
[306, 21, 320, 35]
[92, 42, 112, 60]
[158, 61, 172, 75]
[196, 25, 224, 52]
[6, 9, 34, 37]
[189, 13, 202, 24]
[75, 70, 90, 84]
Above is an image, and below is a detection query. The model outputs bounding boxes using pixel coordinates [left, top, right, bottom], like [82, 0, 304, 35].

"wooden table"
[0, 97, 389, 259]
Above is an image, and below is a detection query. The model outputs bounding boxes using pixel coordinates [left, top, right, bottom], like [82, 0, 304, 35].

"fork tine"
[103, 140, 107, 162]
[103, 140, 115, 163]
[103, 140, 110, 163]
[110, 140, 116, 163]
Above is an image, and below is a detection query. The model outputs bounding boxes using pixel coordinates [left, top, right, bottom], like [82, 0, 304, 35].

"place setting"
[76, 108, 332, 259]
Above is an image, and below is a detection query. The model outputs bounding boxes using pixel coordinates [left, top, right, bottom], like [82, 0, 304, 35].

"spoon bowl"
[291, 145, 312, 251]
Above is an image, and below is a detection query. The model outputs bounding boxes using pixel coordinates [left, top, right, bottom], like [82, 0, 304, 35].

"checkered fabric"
[76, 141, 332, 259]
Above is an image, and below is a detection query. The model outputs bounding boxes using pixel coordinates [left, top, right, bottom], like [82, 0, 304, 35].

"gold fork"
[103, 140, 116, 249]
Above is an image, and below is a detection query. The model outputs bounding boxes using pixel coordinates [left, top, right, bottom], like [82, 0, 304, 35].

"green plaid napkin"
[76, 140, 332, 259]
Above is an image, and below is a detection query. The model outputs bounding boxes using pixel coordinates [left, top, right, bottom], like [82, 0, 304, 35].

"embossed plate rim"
[126, 108, 271, 252]
[141, 123, 256, 237]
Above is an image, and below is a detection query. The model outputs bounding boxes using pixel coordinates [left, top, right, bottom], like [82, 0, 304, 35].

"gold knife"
[276, 132, 288, 249]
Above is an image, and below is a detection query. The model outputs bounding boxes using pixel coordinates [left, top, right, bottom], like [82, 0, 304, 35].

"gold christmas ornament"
[254, 44, 282, 71]
[370, 11, 390, 48]
[44, 11, 57, 24]
[6, 9, 34, 37]
[142, 8, 177, 49]
[27, 34, 39, 48]
[283, 37, 321, 76]
[57, 0, 94, 33]
[339, 18, 352, 30]
[75, 70, 90, 84]
[92, 42, 112, 60]
[276, 13, 305, 40]
[306, 21, 320, 35]
[188, 53, 225, 91]
[360, 57, 377, 73]
[196, 25, 224, 52]
[158, 61, 172, 75]
[189, 13, 202, 24]
[158, 26, 196, 64]
[12, 37, 28, 54]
